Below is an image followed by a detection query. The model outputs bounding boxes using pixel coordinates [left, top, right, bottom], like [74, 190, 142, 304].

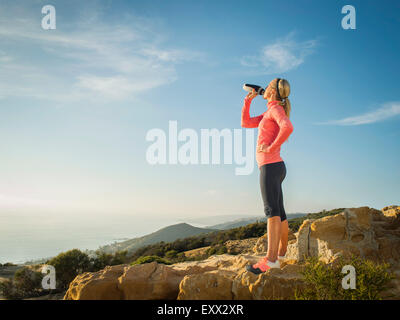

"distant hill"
[207, 217, 264, 230]
[207, 213, 307, 230]
[98, 223, 217, 254]
[185, 214, 258, 227]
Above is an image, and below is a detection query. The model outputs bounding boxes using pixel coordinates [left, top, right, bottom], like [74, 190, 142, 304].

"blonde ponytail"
[275, 78, 291, 141]
[282, 97, 291, 118]
[276, 78, 291, 118]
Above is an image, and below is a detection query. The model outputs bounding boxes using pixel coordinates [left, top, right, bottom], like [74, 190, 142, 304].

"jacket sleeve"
[267, 105, 294, 153]
[241, 97, 263, 128]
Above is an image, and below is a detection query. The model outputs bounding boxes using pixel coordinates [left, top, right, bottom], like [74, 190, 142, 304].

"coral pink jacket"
[241, 97, 294, 168]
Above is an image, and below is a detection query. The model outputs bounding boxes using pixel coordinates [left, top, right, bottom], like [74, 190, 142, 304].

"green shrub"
[2, 262, 16, 267]
[90, 252, 113, 271]
[0, 279, 20, 299]
[216, 245, 227, 255]
[0, 267, 44, 299]
[205, 245, 228, 257]
[206, 247, 217, 256]
[130, 256, 172, 265]
[46, 249, 91, 290]
[295, 256, 395, 300]
[14, 267, 43, 295]
[111, 250, 128, 265]
[165, 250, 178, 259]
[91, 250, 128, 271]
[0, 249, 130, 299]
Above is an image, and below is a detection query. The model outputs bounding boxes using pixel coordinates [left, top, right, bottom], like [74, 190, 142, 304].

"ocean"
[0, 211, 188, 264]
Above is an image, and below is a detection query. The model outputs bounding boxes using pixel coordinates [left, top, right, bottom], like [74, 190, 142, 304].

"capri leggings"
[259, 161, 287, 221]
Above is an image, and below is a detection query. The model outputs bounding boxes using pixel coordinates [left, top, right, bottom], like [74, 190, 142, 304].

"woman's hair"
[275, 78, 291, 118]
[274, 78, 291, 142]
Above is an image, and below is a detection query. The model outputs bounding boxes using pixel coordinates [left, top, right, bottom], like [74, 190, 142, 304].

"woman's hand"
[257, 144, 271, 153]
[246, 88, 258, 100]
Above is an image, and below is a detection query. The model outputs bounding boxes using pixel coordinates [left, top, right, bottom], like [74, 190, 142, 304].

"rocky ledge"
[64, 206, 400, 300]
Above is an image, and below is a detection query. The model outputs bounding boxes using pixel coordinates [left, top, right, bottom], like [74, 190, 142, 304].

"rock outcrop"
[225, 238, 258, 255]
[64, 206, 400, 300]
[284, 206, 400, 265]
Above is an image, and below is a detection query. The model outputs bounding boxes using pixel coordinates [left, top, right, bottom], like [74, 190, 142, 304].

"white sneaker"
[267, 259, 281, 269]
[246, 257, 280, 274]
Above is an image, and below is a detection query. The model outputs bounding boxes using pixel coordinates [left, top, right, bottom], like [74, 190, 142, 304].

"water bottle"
[243, 84, 265, 96]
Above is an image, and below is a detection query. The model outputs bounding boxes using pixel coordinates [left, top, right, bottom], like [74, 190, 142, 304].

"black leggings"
[259, 161, 287, 221]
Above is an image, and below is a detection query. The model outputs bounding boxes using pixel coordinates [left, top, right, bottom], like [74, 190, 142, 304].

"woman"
[241, 78, 294, 274]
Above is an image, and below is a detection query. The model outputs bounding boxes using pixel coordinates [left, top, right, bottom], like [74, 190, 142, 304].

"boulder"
[284, 206, 400, 264]
[177, 259, 305, 300]
[64, 265, 125, 300]
[382, 205, 400, 218]
[64, 255, 248, 300]
[178, 269, 236, 300]
[249, 264, 306, 300]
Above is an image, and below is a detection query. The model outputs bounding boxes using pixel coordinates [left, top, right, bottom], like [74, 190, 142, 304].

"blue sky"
[0, 0, 399, 225]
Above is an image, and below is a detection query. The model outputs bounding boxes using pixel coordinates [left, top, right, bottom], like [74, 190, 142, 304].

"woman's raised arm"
[241, 96, 263, 128]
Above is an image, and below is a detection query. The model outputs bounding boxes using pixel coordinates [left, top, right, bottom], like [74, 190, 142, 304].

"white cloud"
[74, 74, 176, 99]
[0, 50, 13, 63]
[0, 9, 204, 103]
[314, 102, 400, 125]
[241, 32, 318, 74]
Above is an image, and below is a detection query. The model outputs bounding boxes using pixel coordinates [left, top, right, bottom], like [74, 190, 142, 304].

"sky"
[0, 0, 399, 229]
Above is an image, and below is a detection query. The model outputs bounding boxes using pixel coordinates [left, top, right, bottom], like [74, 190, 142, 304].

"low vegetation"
[0, 267, 43, 299]
[1, 262, 17, 267]
[130, 256, 172, 265]
[295, 256, 395, 300]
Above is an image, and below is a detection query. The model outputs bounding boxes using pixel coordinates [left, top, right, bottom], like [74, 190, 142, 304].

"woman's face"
[263, 79, 276, 100]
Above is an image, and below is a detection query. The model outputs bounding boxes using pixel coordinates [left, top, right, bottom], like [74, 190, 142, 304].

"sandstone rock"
[250, 264, 305, 300]
[64, 260, 220, 300]
[177, 255, 305, 300]
[118, 262, 181, 299]
[253, 233, 268, 254]
[382, 205, 400, 218]
[231, 270, 259, 300]
[64, 265, 125, 300]
[284, 207, 399, 264]
[285, 219, 314, 262]
[64, 255, 250, 300]
[225, 237, 258, 255]
[178, 270, 236, 300]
